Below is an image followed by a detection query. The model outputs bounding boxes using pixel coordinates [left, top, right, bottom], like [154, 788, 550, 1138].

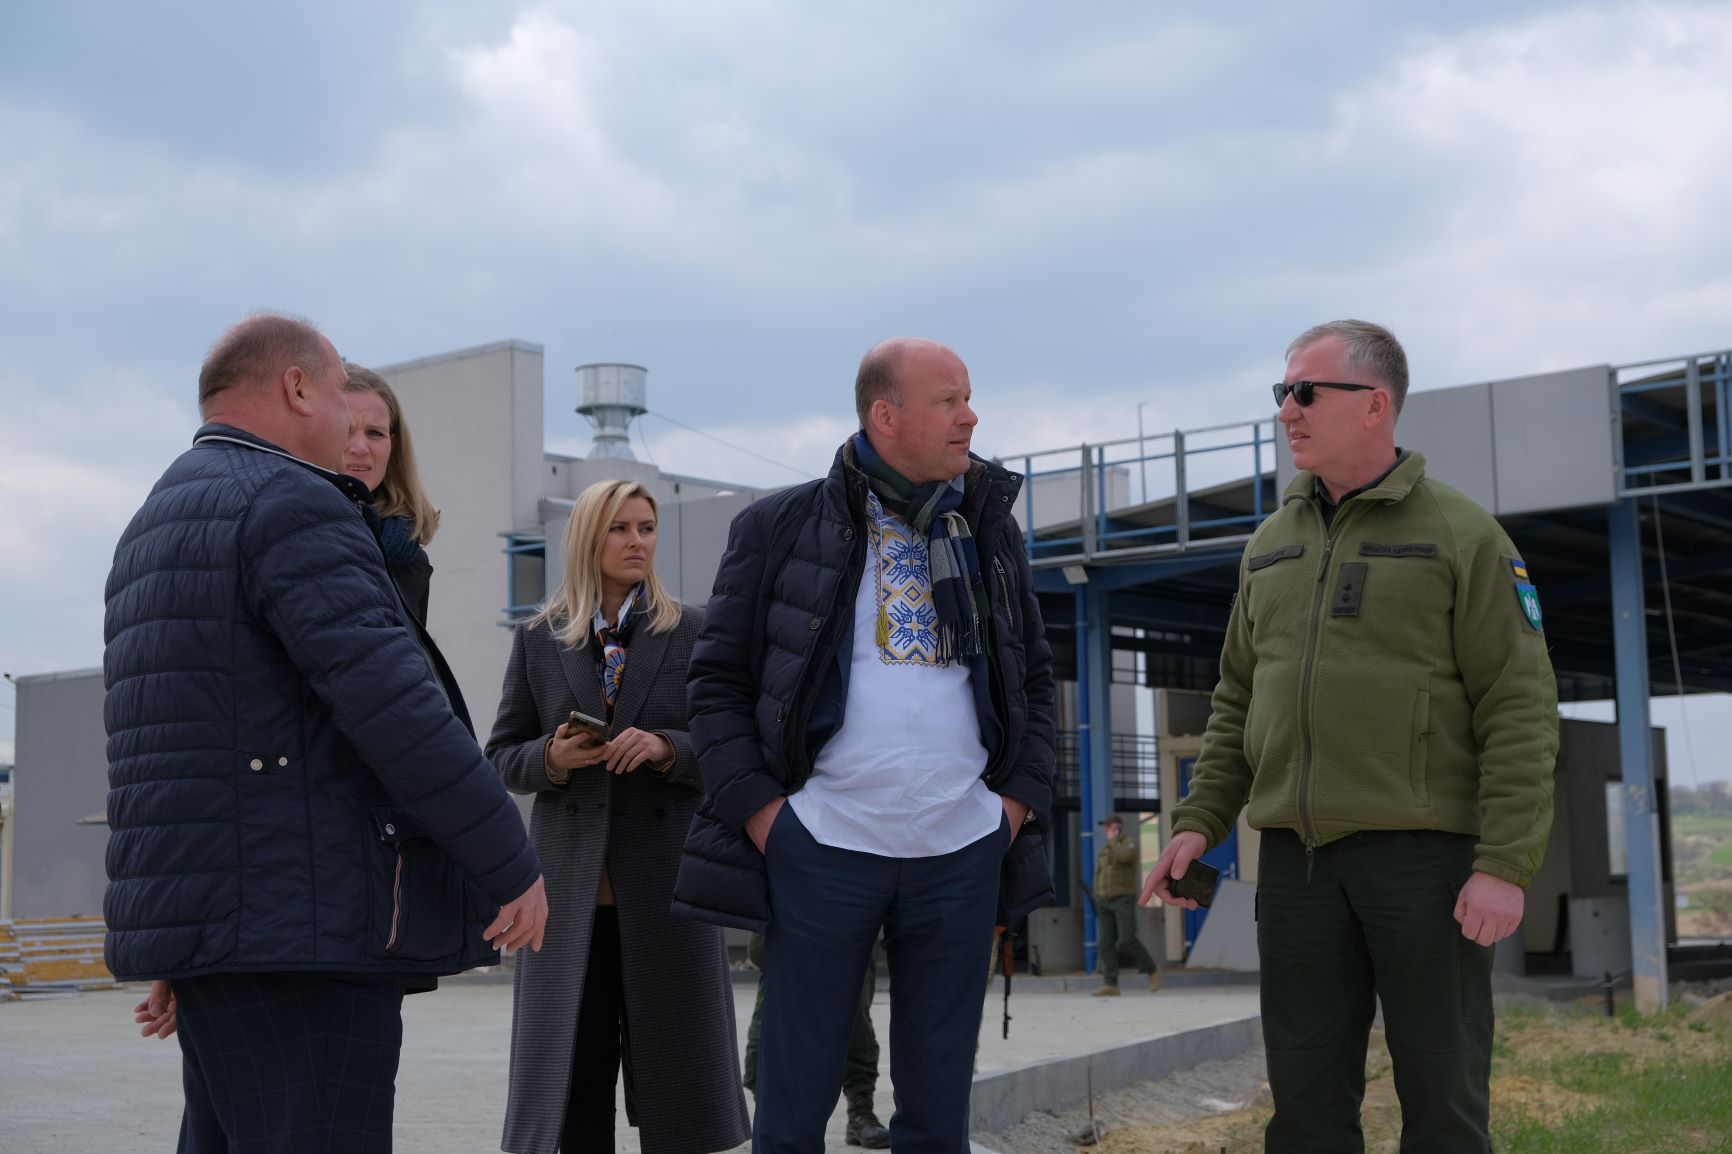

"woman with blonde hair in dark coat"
[486, 478, 749, 1154]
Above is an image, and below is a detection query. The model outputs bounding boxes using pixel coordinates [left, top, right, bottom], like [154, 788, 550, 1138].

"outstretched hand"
[1140, 830, 1209, 909]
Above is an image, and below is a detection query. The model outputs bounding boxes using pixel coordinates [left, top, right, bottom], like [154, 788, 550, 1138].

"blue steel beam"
[1608, 499, 1669, 1012]
[1074, 588, 1097, 974]
[1084, 583, 1116, 974]
[1031, 550, 1243, 595]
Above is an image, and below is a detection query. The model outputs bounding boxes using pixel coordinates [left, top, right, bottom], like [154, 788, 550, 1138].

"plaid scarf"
[852, 432, 986, 661]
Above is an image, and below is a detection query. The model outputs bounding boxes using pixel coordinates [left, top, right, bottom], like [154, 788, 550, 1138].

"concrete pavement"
[0, 978, 1260, 1152]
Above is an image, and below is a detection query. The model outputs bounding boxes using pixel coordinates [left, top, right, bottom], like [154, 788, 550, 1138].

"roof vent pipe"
[576, 363, 648, 461]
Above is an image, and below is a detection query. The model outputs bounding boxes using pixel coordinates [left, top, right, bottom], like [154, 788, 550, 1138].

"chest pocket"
[1245, 543, 1307, 625]
[1342, 541, 1442, 627]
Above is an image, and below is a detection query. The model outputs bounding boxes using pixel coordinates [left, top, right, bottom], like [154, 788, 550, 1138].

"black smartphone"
[567, 709, 608, 741]
[1168, 860, 1221, 908]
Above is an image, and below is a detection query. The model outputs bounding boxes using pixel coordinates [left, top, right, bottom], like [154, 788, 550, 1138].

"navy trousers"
[754, 805, 1009, 1154]
[173, 972, 405, 1154]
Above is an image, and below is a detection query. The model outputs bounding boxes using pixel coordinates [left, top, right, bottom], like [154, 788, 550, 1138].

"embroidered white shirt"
[790, 495, 1002, 858]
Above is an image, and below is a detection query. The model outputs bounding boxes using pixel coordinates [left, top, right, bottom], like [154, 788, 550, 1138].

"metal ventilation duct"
[575, 362, 648, 461]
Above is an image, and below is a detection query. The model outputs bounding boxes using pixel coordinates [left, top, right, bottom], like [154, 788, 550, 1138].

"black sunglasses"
[1272, 380, 1378, 408]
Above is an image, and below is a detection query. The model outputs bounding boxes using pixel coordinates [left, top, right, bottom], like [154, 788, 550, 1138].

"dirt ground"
[979, 990, 1732, 1154]
[1677, 879, 1732, 939]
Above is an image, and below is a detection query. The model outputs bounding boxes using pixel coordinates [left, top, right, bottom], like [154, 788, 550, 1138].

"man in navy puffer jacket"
[677, 338, 1056, 1153]
[104, 313, 547, 1153]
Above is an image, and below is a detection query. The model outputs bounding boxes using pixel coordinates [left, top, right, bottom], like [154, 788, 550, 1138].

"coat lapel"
[608, 624, 671, 735]
[553, 630, 609, 724]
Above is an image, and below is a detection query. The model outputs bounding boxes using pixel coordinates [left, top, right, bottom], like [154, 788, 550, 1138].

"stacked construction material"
[0, 915, 115, 1001]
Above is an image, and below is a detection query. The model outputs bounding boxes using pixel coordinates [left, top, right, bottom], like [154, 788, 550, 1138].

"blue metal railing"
[1053, 731, 1160, 807]
[1615, 350, 1732, 496]
[995, 415, 1279, 566]
[502, 533, 545, 624]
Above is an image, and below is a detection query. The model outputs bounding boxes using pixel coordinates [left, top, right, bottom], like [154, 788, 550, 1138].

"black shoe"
[845, 1091, 891, 1148]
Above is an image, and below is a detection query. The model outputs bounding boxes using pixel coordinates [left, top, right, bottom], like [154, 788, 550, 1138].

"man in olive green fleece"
[1091, 814, 1160, 995]
[1142, 319, 1557, 1153]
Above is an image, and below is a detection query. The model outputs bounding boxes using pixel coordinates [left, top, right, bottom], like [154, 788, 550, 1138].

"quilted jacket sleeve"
[240, 472, 541, 906]
[687, 501, 786, 829]
[997, 529, 1056, 828]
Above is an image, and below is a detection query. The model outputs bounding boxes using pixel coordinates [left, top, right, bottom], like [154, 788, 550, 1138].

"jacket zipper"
[1296, 498, 1371, 881]
[993, 556, 1016, 634]
[790, 543, 867, 787]
[1296, 503, 1339, 878]
[386, 849, 405, 951]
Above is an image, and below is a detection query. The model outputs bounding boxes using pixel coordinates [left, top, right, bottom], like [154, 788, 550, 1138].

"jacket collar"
[825, 438, 1023, 532]
[193, 423, 373, 505]
[1283, 449, 1426, 509]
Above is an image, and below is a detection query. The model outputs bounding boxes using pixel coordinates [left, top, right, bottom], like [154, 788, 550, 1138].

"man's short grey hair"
[198, 312, 330, 416]
[854, 344, 903, 428]
[1287, 319, 1410, 415]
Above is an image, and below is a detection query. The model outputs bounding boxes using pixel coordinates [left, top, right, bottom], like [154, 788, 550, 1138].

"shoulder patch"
[1509, 557, 1542, 631]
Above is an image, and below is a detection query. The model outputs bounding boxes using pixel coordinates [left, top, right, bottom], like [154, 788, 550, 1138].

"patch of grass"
[1497, 1059, 1732, 1153]
[1492, 1005, 1732, 1153]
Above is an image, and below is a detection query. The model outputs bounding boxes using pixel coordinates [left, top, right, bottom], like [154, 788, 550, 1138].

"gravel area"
[976, 1045, 1271, 1154]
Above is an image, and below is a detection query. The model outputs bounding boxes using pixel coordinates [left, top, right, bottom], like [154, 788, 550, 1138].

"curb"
[968, 1013, 1264, 1138]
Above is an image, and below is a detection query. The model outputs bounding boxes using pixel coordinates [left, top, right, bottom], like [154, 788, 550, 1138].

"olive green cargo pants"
[1257, 828, 1495, 1153]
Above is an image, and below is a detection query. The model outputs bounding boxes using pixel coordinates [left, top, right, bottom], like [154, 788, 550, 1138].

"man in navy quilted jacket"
[103, 312, 547, 1154]
[678, 338, 1056, 1153]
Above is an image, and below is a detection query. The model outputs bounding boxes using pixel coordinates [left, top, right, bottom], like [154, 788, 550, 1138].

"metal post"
[1080, 445, 1096, 560]
[1136, 402, 1149, 505]
[1252, 422, 1264, 520]
[1074, 588, 1097, 974]
[1608, 498, 1668, 1012]
[1711, 353, 1725, 478]
[1174, 430, 1189, 549]
[1087, 583, 1117, 981]
[1023, 455, 1037, 556]
[1685, 358, 1706, 486]
[0, 776, 13, 920]
[1086, 584, 1115, 839]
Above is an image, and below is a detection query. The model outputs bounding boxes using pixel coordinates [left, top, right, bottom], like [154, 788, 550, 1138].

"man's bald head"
[854, 338, 964, 429]
[198, 313, 333, 418]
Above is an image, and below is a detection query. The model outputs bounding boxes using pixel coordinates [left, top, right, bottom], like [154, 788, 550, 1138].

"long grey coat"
[486, 605, 749, 1154]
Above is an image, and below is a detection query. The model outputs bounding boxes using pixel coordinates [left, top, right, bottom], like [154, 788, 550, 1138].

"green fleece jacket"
[1170, 452, 1558, 887]
[1095, 837, 1141, 901]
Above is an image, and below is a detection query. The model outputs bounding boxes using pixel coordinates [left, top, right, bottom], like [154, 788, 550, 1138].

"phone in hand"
[1168, 859, 1221, 908]
[567, 709, 608, 742]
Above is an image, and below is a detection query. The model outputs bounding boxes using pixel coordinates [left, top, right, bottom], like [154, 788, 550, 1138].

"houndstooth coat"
[486, 605, 749, 1154]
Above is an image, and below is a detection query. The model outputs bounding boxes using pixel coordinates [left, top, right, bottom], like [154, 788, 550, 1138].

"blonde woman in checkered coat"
[487, 479, 749, 1154]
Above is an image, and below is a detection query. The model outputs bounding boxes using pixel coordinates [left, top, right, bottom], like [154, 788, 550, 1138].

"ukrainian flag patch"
[1510, 557, 1542, 631]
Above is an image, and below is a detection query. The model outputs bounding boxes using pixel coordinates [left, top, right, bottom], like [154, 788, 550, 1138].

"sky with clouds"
[3, 1, 1732, 779]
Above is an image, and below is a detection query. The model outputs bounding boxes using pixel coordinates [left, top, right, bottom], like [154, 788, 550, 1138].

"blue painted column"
[1084, 583, 1116, 973]
[1085, 585, 1115, 835]
[1608, 498, 1668, 1012]
[1074, 588, 1097, 973]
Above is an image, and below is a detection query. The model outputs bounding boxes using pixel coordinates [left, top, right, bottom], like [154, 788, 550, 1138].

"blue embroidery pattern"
[868, 494, 948, 667]
[885, 537, 928, 586]
[888, 600, 939, 658]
